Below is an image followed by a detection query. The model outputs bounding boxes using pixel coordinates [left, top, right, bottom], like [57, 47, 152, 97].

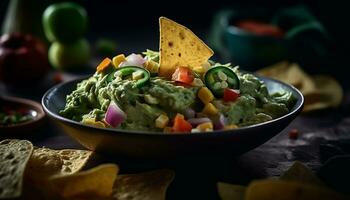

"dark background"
[1, 2, 350, 199]
[1, 0, 349, 86]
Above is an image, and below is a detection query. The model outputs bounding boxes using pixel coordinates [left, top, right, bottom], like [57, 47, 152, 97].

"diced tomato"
[96, 57, 112, 72]
[172, 114, 192, 133]
[53, 72, 63, 84]
[223, 88, 240, 102]
[289, 129, 299, 140]
[172, 67, 194, 85]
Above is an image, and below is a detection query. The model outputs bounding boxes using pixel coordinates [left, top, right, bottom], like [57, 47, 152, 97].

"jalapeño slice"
[204, 66, 240, 97]
[114, 66, 150, 88]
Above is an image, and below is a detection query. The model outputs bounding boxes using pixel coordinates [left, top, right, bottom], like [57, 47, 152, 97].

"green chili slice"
[204, 66, 240, 97]
[114, 66, 150, 88]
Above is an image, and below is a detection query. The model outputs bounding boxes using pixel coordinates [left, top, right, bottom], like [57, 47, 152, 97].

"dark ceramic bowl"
[209, 8, 330, 71]
[42, 76, 303, 158]
[0, 96, 45, 137]
[224, 26, 289, 70]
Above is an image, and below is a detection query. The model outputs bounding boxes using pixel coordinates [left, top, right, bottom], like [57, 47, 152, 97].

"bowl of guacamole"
[42, 50, 303, 157]
[42, 17, 303, 157]
[59, 51, 296, 132]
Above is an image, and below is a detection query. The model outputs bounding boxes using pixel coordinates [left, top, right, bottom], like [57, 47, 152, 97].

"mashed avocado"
[60, 53, 296, 133]
[61, 72, 198, 131]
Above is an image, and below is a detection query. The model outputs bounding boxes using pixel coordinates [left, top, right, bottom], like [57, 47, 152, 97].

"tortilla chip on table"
[0, 139, 33, 199]
[113, 169, 175, 200]
[25, 147, 93, 185]
[0, 141, 172, 200]
[256, 61, 343, 112]
[217, 161, 348, 200]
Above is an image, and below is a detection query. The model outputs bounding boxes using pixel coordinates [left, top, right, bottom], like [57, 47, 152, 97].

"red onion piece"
[214, 114, 226, 130]
[184, 108, 195, 119]
[105, 102, 126, 127]
[119, 53, 146, 67]
[187, 118, 211, 127]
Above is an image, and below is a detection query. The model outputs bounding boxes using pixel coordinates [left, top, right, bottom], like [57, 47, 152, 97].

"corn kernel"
[196, 122, 213, 132]
[193, 66, 205, 74]
[191, 128, 200, 133]
[202, 103, 218, 115]
[155, 114, 169, 129]
[132, 70, 144, 80]
[112, 54, 126, 68]
[224, 124, 239, 130]
[82, 118, 106, 128]
[192, 78, 204, 87]
[198, 87, 214, 104]
[145, 60, 159, 73]
[201, 61, 211, 72]
[163, 126, 173, 133]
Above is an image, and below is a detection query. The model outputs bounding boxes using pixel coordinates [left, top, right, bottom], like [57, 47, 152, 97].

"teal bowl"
[209, 7, 330, 71]
[224, 25, 289, 70]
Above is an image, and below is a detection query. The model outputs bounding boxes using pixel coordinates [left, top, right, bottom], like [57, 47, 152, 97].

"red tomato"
[172, 67, 194, 85]
[236, 20, 284, 38]
[289, 129, 299, 140]
[223, 88, 240, 102]
[173, 114, 192, 133]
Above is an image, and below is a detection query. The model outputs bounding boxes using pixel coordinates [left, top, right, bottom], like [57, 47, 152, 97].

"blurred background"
[1, 2, 350, 199]
[0, 0, 349, 91]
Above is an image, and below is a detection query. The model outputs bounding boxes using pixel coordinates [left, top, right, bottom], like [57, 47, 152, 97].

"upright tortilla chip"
[26, 147, 93, 182]
[159, 17, 214, 77]
[49, 164, 119, 199]
[0, 139, 33, 198]
[113, 169, 175, 200]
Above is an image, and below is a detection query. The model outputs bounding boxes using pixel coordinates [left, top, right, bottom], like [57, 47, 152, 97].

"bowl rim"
[0, 95, 46, 129]
[226, 25, 286, 41]
[42, 75, 304, 137]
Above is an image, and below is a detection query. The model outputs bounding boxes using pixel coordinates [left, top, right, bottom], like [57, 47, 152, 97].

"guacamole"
[60, 51, 296, 133]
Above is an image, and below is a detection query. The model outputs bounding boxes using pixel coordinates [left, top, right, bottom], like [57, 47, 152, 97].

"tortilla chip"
[0, 139, 33, 198]
[159, 17, 214, 77]
[48, 164, 119, 199]
[280, 161, 324, 186]
[113, 169, 175, 200]
[256, 61, 316, 94]
[245, 180, 348, 200]
[303, 75, 343, 112]
[217, 182, 246, 200]
[25, 147, 93, 183]
[257, 62, 343, 112]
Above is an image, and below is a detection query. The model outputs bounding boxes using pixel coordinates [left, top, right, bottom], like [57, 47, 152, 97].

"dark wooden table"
[1, 73, 350, 200]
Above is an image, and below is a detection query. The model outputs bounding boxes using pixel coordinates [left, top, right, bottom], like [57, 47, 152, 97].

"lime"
[43, 2, 87, 43]
[49, 39, 90, 71]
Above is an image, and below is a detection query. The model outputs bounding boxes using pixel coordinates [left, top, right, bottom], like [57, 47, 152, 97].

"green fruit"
[49, 39, 90, 70]
[95, 38, 118, 57]
[43, 2, 87, 43]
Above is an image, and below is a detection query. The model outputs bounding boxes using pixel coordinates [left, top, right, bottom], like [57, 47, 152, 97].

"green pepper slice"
[114, 66, 150, 88]
[204, 66, 240, 97]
